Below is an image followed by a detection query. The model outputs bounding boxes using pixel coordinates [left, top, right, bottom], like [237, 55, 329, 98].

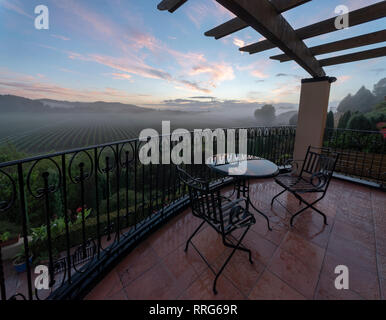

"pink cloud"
[237, 60, 271, 79]
[189, 63, 235, 87]
[0, 71, 144, 103]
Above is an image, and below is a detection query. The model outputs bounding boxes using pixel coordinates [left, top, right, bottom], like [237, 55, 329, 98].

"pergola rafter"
[216, 0, 325, 77]
[319, 46, 386, 67]
[156, 0, 386, 76]
[271, 29, 386, 62]
[204, 0, 311, 40]
[240, 2, 386, 54]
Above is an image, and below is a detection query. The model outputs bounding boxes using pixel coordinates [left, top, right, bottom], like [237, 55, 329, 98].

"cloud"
[276, 73, 302, 80]
[337, 75, 352, 84]
[233, 38, 245, 48]
[110, 73, 133, 80]
[51, 34, 71, 41]
[189, 63, 235, 87]
[184, 1, 234, 29]
[0, 0, 33, 18]
[0, 71, 141, 102]
[237, 60, 271, 79]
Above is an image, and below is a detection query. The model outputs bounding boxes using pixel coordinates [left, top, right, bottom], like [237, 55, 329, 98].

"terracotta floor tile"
[327, 233, 377, 274]
[190, 227, 230, 265]
[280, 232, 325, 269]
[380, 277, 386, 300]
[162, 244, 203, 294]
[291, 213, 332, 248]
[320, 252, 380, 300]
[377, 254, 386, 279]
[147, 216, 200, 259]
[331, 220, 375, 251]
[251, 214, 288, 246]
[85, 271, 122, 300]
[213, 250, 265, 297]
[116, 241, 160, 287]
[268, 248, 321, 299]
[315, 273, 363, 300]
[183, 269, 245, 300]
[375, 234, 386, 256]
[243, 230, 278, 266]
[124, 262, 180, 300]
[248, 270, 306, 300]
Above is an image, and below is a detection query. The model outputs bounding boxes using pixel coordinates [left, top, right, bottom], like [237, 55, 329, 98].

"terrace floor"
[85, 178, 386, 300]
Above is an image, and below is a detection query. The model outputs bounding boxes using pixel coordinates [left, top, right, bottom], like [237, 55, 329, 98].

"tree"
[325, 111, 334, 128]
[347, 113, 372, 131]
[337, 110, 352, 129]
[254, 104, 276, 125]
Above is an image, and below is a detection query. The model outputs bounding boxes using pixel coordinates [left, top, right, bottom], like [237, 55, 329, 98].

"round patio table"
[207, 154, 279, 231]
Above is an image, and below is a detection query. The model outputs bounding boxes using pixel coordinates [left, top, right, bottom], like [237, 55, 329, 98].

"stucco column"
[293, 76, 336, 161]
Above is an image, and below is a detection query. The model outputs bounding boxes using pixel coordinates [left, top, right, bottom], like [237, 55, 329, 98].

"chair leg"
[290, 194, 327, 226]
[184, 220, 205, 252]
[213, 226, 251, 294]
[271, 189, 286, 206]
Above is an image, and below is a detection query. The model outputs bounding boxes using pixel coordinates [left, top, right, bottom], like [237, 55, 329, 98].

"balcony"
[0, 126, 385, 300]
[85, 178, 385, 300]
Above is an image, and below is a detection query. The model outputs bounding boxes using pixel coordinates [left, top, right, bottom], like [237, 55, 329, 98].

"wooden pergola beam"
[319, 46, 386, 67]
[241, 1, 386, 54]
[216, 0, 324, 77]
[157, 0, 188, 13]
[271, 29, 386, 62]
[205, 0, 311, 39]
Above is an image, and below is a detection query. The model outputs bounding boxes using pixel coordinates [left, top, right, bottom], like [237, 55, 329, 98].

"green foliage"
[347, 113, 373, 131]
[0, 231, 10, 242]
[374, 101, 386, 111]
[326, 111, 334, 129]
[337, 110, 352, 129]
[0, 220, 19, 239]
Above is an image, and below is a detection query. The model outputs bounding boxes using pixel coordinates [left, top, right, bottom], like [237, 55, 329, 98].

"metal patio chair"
[271, 146, 339, 226]
[177, 165, 256, 294]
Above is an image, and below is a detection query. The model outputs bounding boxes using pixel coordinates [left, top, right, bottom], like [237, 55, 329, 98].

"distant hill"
[337, 78, 386, 113]
[0, 95, 151, 113]
[39, 99, 151, 113]
[0, 95, 49, 112]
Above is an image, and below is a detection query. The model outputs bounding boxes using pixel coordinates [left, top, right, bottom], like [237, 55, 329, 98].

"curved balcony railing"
[0, 126, 296, 300]
[0, 126, 384, 300]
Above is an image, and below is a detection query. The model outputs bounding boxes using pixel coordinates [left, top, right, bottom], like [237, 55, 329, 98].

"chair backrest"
[176, 165, 224, 227]
[299, 146, 340, 191]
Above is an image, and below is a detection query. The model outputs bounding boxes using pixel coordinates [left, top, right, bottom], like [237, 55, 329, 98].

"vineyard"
[0, 112, 256, 157]
[0, 113, 145, 155]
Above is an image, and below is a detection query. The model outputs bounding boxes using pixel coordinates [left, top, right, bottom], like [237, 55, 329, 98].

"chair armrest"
[283, 159, 304, 174]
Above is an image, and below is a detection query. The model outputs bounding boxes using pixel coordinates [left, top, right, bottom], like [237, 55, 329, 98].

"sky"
[0, 0, 385, 110]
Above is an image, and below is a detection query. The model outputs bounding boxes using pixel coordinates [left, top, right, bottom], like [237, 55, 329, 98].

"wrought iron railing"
[0, 126, 296, 300]
[324, 128, 386, 186]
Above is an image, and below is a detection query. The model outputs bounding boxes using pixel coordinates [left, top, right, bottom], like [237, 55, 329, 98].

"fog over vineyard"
[0, 95, 298, 157]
